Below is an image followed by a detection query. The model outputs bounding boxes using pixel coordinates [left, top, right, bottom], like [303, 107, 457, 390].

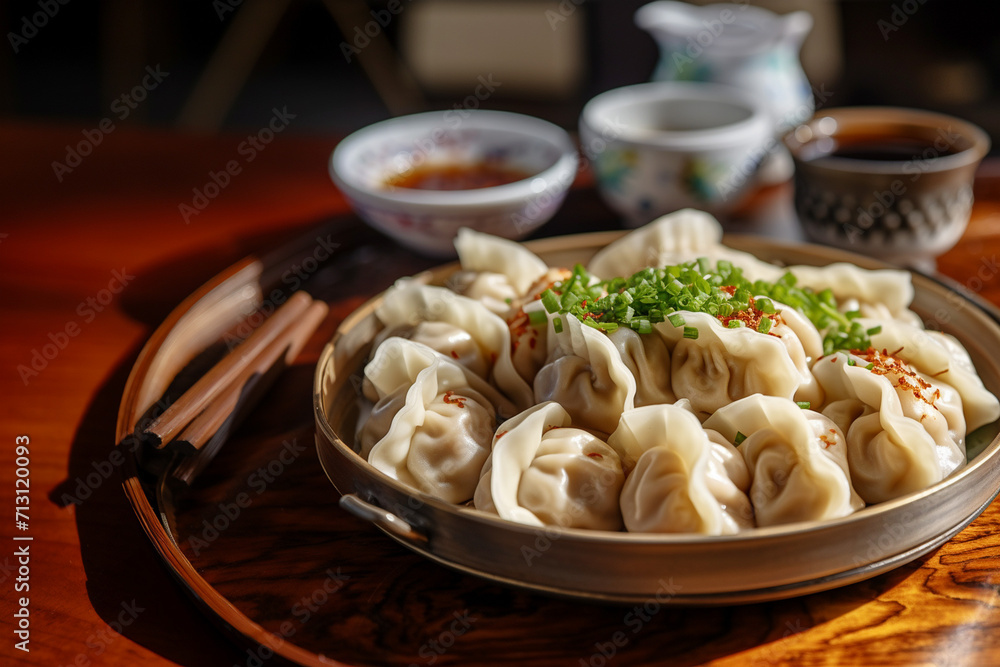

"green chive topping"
[527, 309, 548, 326]
[531, 259, 876, 353]
[735, 431, 747, 445]
[796, 401, 811, 409]
[865, 362, 875, 370]
[553, 316, 564, 334]
[683, 326, 699, 340]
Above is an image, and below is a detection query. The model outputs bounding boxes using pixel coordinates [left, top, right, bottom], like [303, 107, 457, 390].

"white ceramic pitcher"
[635, 1, 814, 136]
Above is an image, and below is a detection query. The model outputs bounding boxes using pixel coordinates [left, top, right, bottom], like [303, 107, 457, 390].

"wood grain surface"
[3, 121, 1000, 667]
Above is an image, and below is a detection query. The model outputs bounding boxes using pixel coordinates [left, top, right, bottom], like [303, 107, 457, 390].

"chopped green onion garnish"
[541, 289, 560, 313]
[847, 358, 856, 366]
[531, 258, 876, 353]
[553, 316, 564, 334]
[865, 362, 874, 370]
[866, 325, 882, 336]
[735, 431, 747, 445]
[796, 401, 811, 409]
[527, 309, 547, 326]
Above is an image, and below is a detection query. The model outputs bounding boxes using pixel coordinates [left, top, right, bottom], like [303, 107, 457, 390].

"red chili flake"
[721, 285, 738, 295]
[849, 347, 938, 407]
[714, 297, 781, 336]
[442, 390, 467, 408]
[586, 452, 604, 459]
[450, 350, 460, 359]
[496, 430, 507, 440]
[819, 435, 836, 448]
[528, 337, 536, 349]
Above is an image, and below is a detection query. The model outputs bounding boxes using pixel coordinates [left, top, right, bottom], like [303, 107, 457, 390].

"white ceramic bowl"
[580, 82, 773, 226]
[330, 110, 578, 257]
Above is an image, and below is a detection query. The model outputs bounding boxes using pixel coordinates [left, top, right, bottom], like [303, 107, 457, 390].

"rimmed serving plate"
[315, 231, 1000, 605]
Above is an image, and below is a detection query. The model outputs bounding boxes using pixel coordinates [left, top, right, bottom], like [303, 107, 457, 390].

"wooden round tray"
[120, 218, 1000, 667]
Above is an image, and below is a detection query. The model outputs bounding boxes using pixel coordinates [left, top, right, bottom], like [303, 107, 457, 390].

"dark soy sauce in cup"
[802, 134, 964, 163]
[829, 136, 960, 161]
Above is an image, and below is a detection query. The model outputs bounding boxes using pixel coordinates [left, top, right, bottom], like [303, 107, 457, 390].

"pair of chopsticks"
[141, 290, 328, 484]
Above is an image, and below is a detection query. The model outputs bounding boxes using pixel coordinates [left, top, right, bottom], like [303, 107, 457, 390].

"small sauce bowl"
[330, 110, 578, 257]
[784, 107, 990, 267]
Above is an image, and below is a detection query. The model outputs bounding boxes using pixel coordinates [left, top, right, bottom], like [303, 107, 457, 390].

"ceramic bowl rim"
[330, 110, 579, 209]
[580, 81, 772, 151]
[783, 106, 991, 176]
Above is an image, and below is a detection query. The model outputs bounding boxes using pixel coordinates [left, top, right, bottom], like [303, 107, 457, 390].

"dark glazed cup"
[783, 107, 990, 268]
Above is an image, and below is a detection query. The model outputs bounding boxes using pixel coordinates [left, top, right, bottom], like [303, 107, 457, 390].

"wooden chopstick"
[169, 300, 329, 484]
[142, 291, 313, 449]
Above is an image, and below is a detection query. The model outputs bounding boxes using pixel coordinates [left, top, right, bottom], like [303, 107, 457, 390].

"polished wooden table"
[3, 121, 1000, 666]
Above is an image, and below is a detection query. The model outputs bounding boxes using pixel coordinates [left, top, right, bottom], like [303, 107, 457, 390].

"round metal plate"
[314, 232, 1000, 604]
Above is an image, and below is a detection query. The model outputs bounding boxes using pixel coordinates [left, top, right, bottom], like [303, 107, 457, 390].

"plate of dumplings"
[314, 209, 1000, 603]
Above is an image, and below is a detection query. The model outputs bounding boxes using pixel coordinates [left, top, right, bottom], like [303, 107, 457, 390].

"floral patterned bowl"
[579, 82, 773, 226]
[330, 110, 578, 257]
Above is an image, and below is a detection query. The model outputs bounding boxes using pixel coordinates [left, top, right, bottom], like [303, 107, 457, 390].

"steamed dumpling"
[610, 404, 753, 534]
[864, 317, 1000, 431]
[703, 394, 864, 526]
[812, 349, 967, 503]
[360, 338, 515, 503]
[586, 209, 784, 283]
[446, 270, 519, 316]
[375, 321, 489, 377]
[608, 327, 675, 407]
[656, 312, 804, 416]
[474, 402, 625, 530]
[455, 227, 549, 296]
[375, 279, 534, 409]
[533, 312, 637, 434]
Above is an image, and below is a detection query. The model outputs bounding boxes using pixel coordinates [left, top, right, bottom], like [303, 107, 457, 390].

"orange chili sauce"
[385, 162, 532, 191]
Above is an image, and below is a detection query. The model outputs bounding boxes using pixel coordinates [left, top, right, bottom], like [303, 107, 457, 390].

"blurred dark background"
[1, 0, 999, 148]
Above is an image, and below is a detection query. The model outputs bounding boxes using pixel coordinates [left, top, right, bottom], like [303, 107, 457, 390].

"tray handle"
[339, 494, 429, 546]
